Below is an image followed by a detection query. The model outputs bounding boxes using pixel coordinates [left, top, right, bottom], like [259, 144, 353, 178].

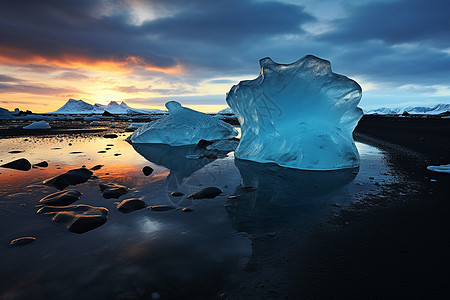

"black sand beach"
[226, 115, 450, 299]
[1, 115, 449, 299]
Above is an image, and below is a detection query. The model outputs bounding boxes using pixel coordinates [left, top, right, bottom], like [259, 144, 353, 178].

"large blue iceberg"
[226, 55, 363, 170]
[128, 101, 238, 145]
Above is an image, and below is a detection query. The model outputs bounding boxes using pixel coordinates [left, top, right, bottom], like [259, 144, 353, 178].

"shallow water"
[0, 134, 394, 299]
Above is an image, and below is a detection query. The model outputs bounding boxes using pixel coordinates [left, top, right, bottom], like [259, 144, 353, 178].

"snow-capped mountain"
[52, 99, 95, 114]
[50, 99, 167, 115]
[365, 103, 450, 115]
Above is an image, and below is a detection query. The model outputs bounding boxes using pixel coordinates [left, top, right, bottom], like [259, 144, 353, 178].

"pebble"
[188, 187, 223, 199]
[11, 236, 37, 246]
[142, 166, 154, 176]
[33, 161, 48, 168]
[171, 191, 184, 197]
[149, 205, 176, 211]
[99, 183, 129, 199]
[117, 198, 147, 213]
[43, 168, 93, 190]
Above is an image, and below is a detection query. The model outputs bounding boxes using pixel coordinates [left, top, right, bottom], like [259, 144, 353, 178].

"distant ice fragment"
[226, 55, 363, 170]
[128, 101, 238, 146]
[23, 120, 51, 129]
[427, 164, 450, 174]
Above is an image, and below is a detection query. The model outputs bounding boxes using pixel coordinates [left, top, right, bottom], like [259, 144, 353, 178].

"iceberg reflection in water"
[226, 159, 358, 233]
[131, 143, 232, 194]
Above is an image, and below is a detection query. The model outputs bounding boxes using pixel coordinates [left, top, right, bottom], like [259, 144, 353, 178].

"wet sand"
[226, 115, 450, 299]
[1, 116, 449, 299]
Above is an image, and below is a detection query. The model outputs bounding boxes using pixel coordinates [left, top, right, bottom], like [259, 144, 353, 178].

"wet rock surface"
[43, 168, 93, 190]
[116, 198, 147, 213]
[188, 187, 223, 199]
[99, 183, 129, 199]
[1, 158, 32, 171]
[37, 204, 108, 234]
[39, 189, 82, 206]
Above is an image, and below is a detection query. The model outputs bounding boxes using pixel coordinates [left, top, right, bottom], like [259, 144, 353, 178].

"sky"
[0, 0, 449, 113]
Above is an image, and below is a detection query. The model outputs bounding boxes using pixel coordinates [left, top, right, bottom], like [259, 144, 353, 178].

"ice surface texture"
[128, 101, 238, 145]
[226, 55, 363, 170]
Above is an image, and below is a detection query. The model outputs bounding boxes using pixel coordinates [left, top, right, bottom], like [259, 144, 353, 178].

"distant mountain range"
[365, 103, 450, 115]
[49, 99, 168, 115]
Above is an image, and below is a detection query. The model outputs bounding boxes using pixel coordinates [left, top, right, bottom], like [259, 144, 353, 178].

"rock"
[43, 168, 93, 190]
[99, 183, 129, 199]
[142, 166, 154, 176]
[187, 187, 223, 199]
[8, 150, 24, 154]
[37, 205, 108, 234]
[11, 236, 37, 246]
[103, 134, 118, 139]
[181, 208, 194, 212]
[39, 189, 82, 206]
[117, 198, 147, 213]
[197, 139, 215, 149]
[91, 165, 103, 171]
[149, 205, 176, 211]
[97, 150, 106, 153]
[1, 158, 32, 171]
[171, 191, 184, 197]
[33, 161, 48, 168]
[114, 153, 121, 156]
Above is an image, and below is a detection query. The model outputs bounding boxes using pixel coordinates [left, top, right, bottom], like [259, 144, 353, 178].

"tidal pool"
[0, 134, 394, 299]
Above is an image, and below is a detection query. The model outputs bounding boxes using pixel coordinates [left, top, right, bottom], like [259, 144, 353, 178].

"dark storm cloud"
[0, 74, 23, 83]
[0, 83, 78, 95]
[321, 0, 450, 47]
[143, 1, 313, 45]
[0, 0, 313, 70]
[55, 72, 90, 80]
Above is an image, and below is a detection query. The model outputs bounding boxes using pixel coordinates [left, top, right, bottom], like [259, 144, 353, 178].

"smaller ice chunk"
[427, 164, 450, 174]
[128, 101, 238, 146]
[23, 121, 51, 129]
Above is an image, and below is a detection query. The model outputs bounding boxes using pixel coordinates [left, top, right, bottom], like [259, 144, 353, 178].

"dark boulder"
[43, 168, 93, 190]
[99, 183, 129, 199]
[37, 204, 108, 234]
[1, 158, 32, 171]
